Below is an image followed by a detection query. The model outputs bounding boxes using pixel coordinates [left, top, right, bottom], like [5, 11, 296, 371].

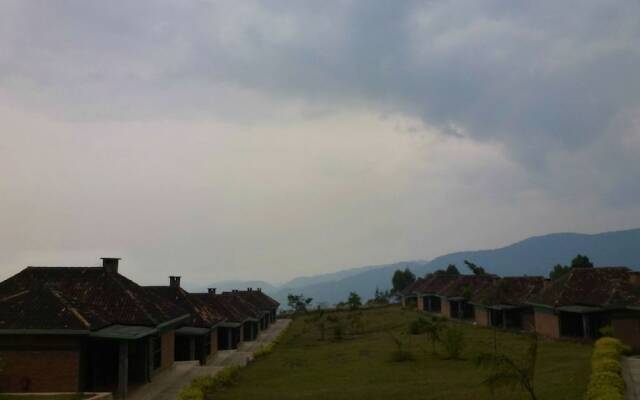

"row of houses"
[400, 266, 640, 350]
[0, 258, 280, 397]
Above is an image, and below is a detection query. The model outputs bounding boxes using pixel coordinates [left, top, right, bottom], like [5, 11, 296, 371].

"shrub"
[442, 326, 466, 359]
[178, 365, 242, 400]
[388, 332, 415, 363]
[408, 317, 428, 335]
[586, 337, 628, 400]
[599, 325, 613, 338]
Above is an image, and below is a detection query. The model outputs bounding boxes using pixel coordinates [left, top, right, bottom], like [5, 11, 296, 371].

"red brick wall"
[534, 311, 559, 338]
[612, 318, 640, 351]
[0, 350, 80, 392]
[475, 307, 489, 326]
[160, 331, 175, 370]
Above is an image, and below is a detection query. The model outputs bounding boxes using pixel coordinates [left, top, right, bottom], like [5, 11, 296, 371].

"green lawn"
[212, 305, 593, 400]
[0, 396, 88, 400]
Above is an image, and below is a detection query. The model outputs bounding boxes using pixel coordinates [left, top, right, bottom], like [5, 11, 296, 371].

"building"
[220, 291, 263, 342]
[0, 258, 188, 397]
[191, 290, 250, 350]
[414, 273, 458, 314]
[399, 278, 423, 308]
[231, 288, 279, 331]
[528, 267, 640, 350]
[437, 275, 496, 320]
[145, 277, 225, 365]
[471, 276, 545, 330]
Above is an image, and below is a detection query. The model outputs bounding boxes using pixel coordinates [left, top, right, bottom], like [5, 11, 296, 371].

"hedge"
[585, 337, 630, 400]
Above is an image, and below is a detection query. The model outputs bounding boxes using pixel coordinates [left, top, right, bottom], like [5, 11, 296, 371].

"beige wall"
[441, 300, 450, 318]
[417, 296, 424, 311]
[534, 311, 559, 338]
[160, 331, 175, 370]
[475, 307, 489, 326]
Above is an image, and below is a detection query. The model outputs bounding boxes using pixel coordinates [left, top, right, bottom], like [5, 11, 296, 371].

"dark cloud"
[0, 1, 639, 281]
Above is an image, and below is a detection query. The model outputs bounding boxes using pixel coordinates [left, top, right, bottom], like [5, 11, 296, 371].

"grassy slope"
[214, 306, 592, 400]
[0, 396, 87, 400]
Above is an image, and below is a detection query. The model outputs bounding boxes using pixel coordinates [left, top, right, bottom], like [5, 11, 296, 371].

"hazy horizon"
[2, 1, 639, 286]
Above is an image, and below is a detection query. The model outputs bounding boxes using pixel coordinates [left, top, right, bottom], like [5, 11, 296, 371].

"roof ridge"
[48, 288, 92, 329]
[0, 289, 30, 303]
[108, 272, 158, 326]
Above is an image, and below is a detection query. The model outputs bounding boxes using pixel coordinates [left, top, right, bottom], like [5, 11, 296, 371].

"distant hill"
[199, 228, 640, 307]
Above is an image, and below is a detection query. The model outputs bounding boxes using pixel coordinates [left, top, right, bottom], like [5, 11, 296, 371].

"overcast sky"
[1, 1, 639, 286]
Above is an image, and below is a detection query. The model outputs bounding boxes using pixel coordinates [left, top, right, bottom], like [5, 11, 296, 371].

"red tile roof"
[472, 276, 545, 306]
[0, 267, 188, 331]
[145, 286, 225, 328]
[530, 267, 640, 308]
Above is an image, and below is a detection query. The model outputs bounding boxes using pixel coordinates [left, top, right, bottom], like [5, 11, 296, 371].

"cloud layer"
[1, 1, 639, 284]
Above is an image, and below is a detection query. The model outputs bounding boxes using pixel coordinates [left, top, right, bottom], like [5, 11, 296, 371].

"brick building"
[0, 258, 188, 397]
[233, 288, 280, 329]
[471, 276, 545, 330]
[191, 290, 251, 350]
[528, 267, 640, 349]
[145, 276, 225, 365]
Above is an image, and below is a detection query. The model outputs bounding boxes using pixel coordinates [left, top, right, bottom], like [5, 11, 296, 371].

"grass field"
[212, 305, 592, 400]
[0, 395, 88, 400]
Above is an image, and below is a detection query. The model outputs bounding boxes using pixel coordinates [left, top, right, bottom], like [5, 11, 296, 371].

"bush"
[442, 326, 465, 360]
[586, 337, 628, 400]
[178, 365, 242, 400]
[408, 317, 428, 335]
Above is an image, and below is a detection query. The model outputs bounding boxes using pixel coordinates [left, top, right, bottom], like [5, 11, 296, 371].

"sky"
[1, 1, 639, 287]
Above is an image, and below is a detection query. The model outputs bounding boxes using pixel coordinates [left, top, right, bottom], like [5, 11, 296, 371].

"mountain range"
[197, 227, 640, 307]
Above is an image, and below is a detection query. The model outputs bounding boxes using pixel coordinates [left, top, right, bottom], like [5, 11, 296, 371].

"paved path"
[128, 319, 291, 400]
[623, 356, 640, 400]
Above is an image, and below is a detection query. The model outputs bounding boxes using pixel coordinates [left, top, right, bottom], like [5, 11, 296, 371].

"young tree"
[445, 264, 461, 275]
[392, 268, 416, 293]
[474, 334, 539, 400]
[464, 260, 487, 275]
[549, 264, 570, 280]
[571, 254, 594, 269]
[287, 293, 313, 313]
[347, 292, 362, 310]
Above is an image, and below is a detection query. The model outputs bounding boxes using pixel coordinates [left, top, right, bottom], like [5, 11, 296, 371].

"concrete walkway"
[128, 319, 291, 400]
[623, 356, 640, 400]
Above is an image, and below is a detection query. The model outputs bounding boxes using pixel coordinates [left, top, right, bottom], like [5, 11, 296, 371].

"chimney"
[208, 288, 216, 294]
[257, 287, 262, 292]
[101, 258, 121, 274]
[248, 287, 252, 292]
[169, 276, 181, 288]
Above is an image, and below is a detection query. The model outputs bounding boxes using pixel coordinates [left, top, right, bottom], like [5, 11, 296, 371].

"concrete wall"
[612, 318, 640, 351]
[534, 310, 560, 339]
[160, 331, 175, 370]
[0, 335, 81, 392]
[475, 307, 489, 327]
